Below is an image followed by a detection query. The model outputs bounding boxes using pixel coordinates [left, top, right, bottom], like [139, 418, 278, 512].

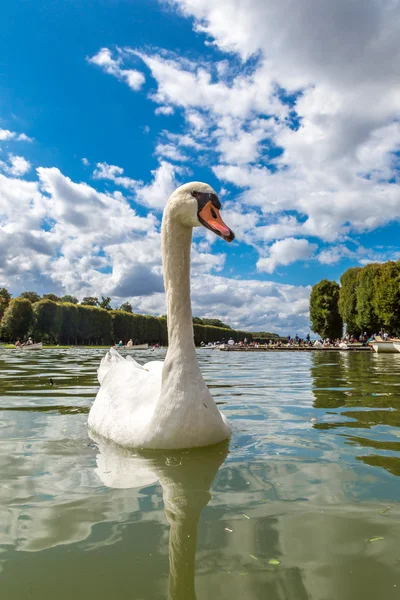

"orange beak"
[198, 201, 235, 242]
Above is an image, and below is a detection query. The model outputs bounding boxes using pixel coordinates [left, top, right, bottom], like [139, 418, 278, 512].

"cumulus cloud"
[87, 0, 400, 250]
[155, 143, 188, 162]
[257, 238, 318, 273]
[0, 161, 314, 332]
[135, 160, 177, 209]
[0, 129, 16, 141]
[4, 0, 400, 334]
[136, 274, 311, 335]
[92, 160, 178, 209]
[92, 161, 139, 189]
[0, 128, 32, 142]
[88, 47, 145, 91]
[0, 154, 31, 176]
[155, 106, 174, 116]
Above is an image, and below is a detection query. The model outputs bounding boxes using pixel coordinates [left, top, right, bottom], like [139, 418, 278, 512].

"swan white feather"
[88, 182, 234, 449]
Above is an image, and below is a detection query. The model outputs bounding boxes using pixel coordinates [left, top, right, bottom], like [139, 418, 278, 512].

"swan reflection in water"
[92, 435, 228, 600]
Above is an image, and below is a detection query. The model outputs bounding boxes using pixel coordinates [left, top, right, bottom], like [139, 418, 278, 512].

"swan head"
[167, 182, 235, 242]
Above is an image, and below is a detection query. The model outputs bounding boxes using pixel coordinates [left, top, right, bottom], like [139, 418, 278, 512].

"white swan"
[88, 182, 235, 449]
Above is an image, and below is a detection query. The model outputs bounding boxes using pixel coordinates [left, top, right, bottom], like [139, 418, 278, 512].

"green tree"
[373, 261, 400, 335]
[310, 279, 343, 339]
[32, 300, 62, 343]
[61, 294, 78, 304]
[193, 317, 203, 324]
[355, 263, 381, 334]
[201, 318, 232, 329]
[0, 287, 11, 320]
[20, 291, 41, 304]
[0, 298, 33, 341]
[43, 293, 61, 302]
[60, 303, 80, 344]
[99, 296, 112, 311]
[81, 296, 99, 306]
[338, 267, 361, 336]
[119, 302, 133, 313]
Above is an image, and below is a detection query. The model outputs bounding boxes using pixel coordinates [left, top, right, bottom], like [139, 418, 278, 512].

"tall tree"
[59, 303, 79, 344]
[373, 261, 400, 335]
[119, 302, 133, 313]
[61, 294, 78, 304]
[310, 279, 343, 339]
[0, 287, 11, 320]
[81, 296, 99, 306]
[355, 263, 381, 334]
[32, 300, 62, 343]
[338, 267, 361, 335]
[43, 293, 61, 302]
[99, 296, 112, 311]
[0, 298, 33, 341]
[20, 291, 41, 304]
[201, 318, 232, 329]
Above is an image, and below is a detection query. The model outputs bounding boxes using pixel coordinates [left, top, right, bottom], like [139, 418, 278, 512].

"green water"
[0, 349, 400, 599]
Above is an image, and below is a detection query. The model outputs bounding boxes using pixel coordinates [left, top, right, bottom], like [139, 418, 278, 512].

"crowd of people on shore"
[213, 329, 394, 349]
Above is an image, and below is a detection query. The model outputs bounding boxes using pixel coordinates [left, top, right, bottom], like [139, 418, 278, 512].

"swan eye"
[210, 207, 217, 219]
[191, 191, 199, 198]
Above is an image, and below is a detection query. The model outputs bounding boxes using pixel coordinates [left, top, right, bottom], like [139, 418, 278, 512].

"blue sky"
[1, 0, 400, 334]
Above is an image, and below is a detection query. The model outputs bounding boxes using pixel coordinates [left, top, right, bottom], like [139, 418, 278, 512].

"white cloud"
[0, 128, 32, 142]
[136, 273, 311, 335]
[88, 47, 145, 91]
[155, 143, 188, 162]
[82, 157, 90, 166]
[0, 129, 16, 141]
[92, 160, 179, 210]
[92, 161, 139, 189]
[135, 160, 177, 209]
[17, 133, 33, 142]
[0, 154, 31, 176]
[155, 106, 174, 116]
[88, 1, 400, 249]
[257, 238, 318, 273]
[0, 161, 313, 333]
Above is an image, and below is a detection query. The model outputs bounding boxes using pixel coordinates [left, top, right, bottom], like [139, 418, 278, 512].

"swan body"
[88, 182, 235, 449]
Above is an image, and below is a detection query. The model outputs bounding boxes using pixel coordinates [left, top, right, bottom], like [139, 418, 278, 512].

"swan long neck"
[162, 208, 196, 358]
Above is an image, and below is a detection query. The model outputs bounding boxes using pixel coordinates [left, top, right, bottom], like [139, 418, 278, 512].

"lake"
[0, 348, 399, 599]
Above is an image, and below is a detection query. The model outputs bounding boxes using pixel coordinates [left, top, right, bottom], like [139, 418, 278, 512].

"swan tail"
[97, 347, 142, 385]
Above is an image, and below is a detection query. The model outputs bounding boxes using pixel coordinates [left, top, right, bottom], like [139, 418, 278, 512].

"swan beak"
[198, 202, 235, 242]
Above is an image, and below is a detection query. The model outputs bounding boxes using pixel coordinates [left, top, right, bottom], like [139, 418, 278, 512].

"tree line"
[0, 289, 258, 345]
[310, 260, 400, 339]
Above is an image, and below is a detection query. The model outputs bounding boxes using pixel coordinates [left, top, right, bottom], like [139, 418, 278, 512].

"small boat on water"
[17, 342, 43, 351]
[120, 343, 149, 350]
[370, 336, 400, 353]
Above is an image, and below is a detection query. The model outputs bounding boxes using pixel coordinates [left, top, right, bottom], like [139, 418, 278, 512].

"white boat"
[121, 343, 149, 350]
[370, 336, 400, 353]
[18, 342, 43, 350]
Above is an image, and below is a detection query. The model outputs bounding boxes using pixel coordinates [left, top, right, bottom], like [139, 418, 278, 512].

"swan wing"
[89, 349, 162, 447]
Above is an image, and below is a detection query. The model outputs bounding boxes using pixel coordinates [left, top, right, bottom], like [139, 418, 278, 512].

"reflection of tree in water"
[310, 352, 400, 476]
